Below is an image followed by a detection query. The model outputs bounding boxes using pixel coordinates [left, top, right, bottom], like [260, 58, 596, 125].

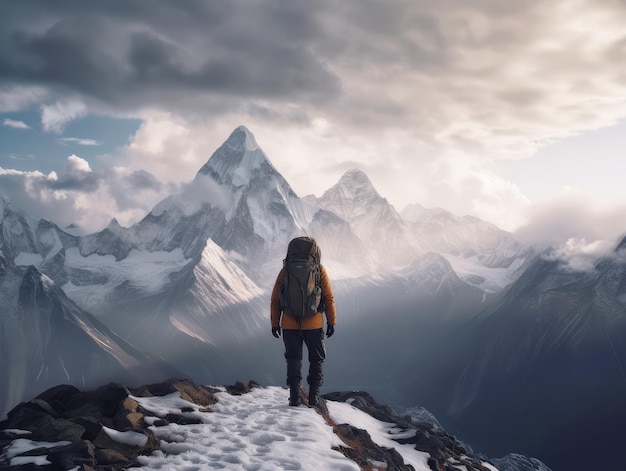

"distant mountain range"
[2, 125, 624, 470]
[0, 251, 177, 415]
[0, 125, 530, 367]
[434, 237, 626, 471]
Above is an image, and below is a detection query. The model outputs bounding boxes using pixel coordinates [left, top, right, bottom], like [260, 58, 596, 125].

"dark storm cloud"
[101, 168, 169, 213]
[121, 170, 164, 192]
[0, 0, 341, 109]
[50, 172, 100, 192]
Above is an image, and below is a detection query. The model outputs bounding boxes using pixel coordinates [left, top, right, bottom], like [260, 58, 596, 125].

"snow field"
[135, 387, 359, 470]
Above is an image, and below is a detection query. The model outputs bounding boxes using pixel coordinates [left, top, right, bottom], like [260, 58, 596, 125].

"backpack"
[280, 236, 323, 320]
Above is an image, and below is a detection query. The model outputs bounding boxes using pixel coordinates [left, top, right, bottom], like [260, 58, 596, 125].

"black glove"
[272, 326, 281, 338]
[326, 325, 335, 338]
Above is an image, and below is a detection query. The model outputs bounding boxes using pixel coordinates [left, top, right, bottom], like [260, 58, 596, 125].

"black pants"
[283, 329, 326, 387]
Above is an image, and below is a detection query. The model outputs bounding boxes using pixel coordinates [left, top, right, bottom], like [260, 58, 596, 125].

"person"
[270, 237, 336, 407]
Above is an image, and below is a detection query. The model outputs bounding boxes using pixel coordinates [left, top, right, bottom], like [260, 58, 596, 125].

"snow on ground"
[0, 438, 71, 467]
[134, 386, 434, 471]
[327, 401, 431, 471]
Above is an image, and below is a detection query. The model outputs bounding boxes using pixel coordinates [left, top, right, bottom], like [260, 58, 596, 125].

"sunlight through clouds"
[0, 0, 625, 250]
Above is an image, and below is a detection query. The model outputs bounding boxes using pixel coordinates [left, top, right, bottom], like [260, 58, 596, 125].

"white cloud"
[58, 137, 102, 146]
[0, 155, 170, 233]
[65, 155, 92, 175]
[3, 119, 31, 130]
[543, 238, 616, 273]
[514, 188, 626, 268]
[0, 86, 48, 112]
[40, 99, 88, 133]
[124, 110, 199, 182]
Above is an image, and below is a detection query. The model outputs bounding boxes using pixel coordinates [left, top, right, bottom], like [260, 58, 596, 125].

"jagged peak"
[339, 167, 378, 190]
[232, 125, 260, 151]
[196, 126, 276, 188]
[324, 168, 381, 201]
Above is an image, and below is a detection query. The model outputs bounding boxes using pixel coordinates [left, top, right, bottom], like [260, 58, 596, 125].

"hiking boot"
[308, 386, 320, 407]
[289, 383, 301, 406]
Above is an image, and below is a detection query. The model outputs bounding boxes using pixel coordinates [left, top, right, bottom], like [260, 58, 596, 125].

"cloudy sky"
[1, 0, 626, 257]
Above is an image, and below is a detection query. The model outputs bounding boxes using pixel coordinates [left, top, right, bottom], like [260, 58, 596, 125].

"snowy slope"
[133, 386, 500, 471]
[401, 203, 533, 291]
[61, 246, 193, 315]
[168, 238, 266, 345]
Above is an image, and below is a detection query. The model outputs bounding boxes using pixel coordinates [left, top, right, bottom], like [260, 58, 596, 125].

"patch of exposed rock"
[323, 391, 497, 471]
[0, 378, 217, 470]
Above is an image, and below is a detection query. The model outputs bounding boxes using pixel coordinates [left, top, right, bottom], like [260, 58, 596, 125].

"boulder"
[131, 378, 217, 407]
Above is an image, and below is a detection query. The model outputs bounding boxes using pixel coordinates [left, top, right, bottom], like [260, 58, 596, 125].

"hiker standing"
[270, 236, 336, 407]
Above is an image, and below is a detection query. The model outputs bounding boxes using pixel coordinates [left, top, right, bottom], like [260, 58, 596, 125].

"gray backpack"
[280, 236, 322, 320]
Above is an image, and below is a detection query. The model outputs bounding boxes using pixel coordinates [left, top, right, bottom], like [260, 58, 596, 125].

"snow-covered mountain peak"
[305, 168, 422, 269]
[196, 126, 275, 188]
[233, 125, 260, 151]
[309, 168, 388, 222]
[334, 168, 381, 199]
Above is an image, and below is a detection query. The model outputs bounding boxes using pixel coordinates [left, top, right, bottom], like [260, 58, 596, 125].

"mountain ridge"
[1, 125, 586, 470]
[0, 377, 551, 471]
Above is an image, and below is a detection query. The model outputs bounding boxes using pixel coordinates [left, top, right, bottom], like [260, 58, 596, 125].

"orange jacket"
[270, 265, 336, 330]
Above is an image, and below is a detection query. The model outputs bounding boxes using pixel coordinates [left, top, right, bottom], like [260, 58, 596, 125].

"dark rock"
[29, 398, 61, 418]
[35, 384, 84, 415]
[73, 417, 102, 441]
[164, 413, 202, 425]
[334, 423, 413, 471]
[0, 379, 169, 470]
[95, 448, 128, 465]
[84, 383, 130, 418]
[131, 378, 216, 407]
[225, 379, 251, 395]
[4, 402, 49, 431]
[112, 397, 144, 430]
[324, 390, 494, 471]
[21, 414, 85, 442]
[47, 440, 96, 469]
[92, 426, 158, 461]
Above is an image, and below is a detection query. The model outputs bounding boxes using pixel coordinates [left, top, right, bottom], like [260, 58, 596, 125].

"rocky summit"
[0, 378, 539, 471]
